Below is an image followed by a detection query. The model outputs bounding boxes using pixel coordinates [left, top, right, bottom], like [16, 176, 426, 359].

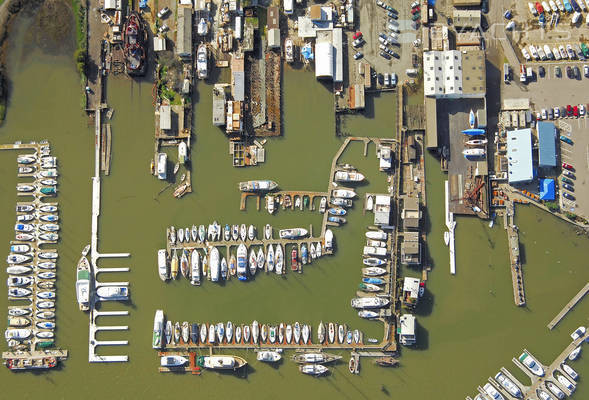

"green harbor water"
[0, 14, 588, 399]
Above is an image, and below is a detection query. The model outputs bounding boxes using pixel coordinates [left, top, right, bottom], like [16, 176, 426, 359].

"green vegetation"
[545, 201, 560, 212]
[71, 0, 87, 78]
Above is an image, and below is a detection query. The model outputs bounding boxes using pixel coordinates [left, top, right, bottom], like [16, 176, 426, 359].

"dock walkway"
[505, 201, 525, 307]
[547, 282, 589, 330]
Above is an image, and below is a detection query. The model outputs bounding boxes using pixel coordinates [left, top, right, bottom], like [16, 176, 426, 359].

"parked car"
[580, 104, 586, 115]
[387, 23, 400, 32]
[157, 6, 170, 18]
[504, 9, 513, 19]
[574, 66, 581, 79]
[541, 109, 548, 120]
[563, 192, 576, 200]
[411, 13, 420, 21]
[548, 107, 554, 119]
[573, 105, 579, 117]
[560, 135, 573, 145]
[562, 162, 574, 170]
[539, 66, 545, 77]
[567, 104, 573, 116]
[353, 38, 364, 48]
[377, 73, 384, 85]
[554, 107, 560, 118]
[387, 11, 397, 18]
[353, 52, 363, 60]
[386, 5, 397, 13]
[376, 0, 386, 8]
[411, 6, 420, 14]
[562, 177, 574, 184]
[390, 72, 398, 86]
[564, 170, 575, 178]
[384, 73, 390, 87]
[555, 66, 562, 77]
[563, 183, 575, 191]
[567, 44, 576, 59]
[380, 51, 392, 60]
[158, 24, 169, 33]
[522, 48, 531, 61]
[566, 66, 573, 78]
[353, 31, 363, 40]
[482, 0, 489, 13]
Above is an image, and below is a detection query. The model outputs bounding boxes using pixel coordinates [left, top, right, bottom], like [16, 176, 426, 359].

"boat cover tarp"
[539, 178, 555, 200]
[301, 44, 314, 60]
[139, 0, 148, 8]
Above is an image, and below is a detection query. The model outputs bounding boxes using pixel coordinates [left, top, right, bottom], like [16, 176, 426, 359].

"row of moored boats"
[5, 150, 60, 358]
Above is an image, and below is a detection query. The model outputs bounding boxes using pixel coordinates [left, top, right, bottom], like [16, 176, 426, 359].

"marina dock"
[87, 108, 131, 363]
[505, 202, 525, 307]
[445, 180, 456, 275]
[239, 191, 328, 212]
[547, 282, 589, 330]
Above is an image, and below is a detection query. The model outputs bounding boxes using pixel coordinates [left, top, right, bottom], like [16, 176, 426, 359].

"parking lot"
[502, 64, 589, 218]
[354, 0, 417, 83]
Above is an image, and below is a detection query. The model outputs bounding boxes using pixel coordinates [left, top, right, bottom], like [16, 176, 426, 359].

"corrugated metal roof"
[537, 122, 557, 167]
[268, 28, 281, 48]
[160, 105, 172, 130]
[176, 7, 193, 58]
[333, 28, 343, 83]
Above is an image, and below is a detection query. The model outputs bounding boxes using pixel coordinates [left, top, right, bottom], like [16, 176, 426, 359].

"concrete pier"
[547, 282, 589, 329]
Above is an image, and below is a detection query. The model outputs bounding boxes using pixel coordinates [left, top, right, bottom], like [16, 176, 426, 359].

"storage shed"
[315, 41, 334, 79]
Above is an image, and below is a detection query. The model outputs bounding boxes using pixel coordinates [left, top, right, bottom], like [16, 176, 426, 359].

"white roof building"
[402, 277, 420, 306]
[374, 195, 392, 226]
[160, 105, 172, 131]
[399, 314, 416, 346]
[333, 28, 343, 83]
[423, 50, 462, 98]
[315, 41, 334, 79]
[153, 36, 166, 52]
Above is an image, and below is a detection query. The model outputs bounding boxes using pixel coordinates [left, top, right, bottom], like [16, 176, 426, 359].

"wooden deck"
[547, 282, 589, 330]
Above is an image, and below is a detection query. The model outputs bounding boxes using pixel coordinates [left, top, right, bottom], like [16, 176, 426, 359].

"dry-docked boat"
[123, 11, 148, 76]
[285, 37, 295, 63]
[334, 170, 365, 182]
[238, 180, 278, 192]
[197, 43, 208, 79]
[279, 228, 308, 239]
[158, 249, 169, 281]
[350, 297, 390, 309]
[292, 352, 342, 364]
[197, 355, 247, 370]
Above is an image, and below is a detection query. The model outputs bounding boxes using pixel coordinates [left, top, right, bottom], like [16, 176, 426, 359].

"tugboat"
[123, 12, 148, 76]
[197, 43, 208, 79]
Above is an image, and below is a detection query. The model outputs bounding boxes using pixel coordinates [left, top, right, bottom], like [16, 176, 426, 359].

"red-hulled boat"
[291, 248, 298, 271]
[123, 11, 148, 76]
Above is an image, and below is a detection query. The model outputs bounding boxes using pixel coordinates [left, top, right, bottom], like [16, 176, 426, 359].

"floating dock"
[547, 282, 589, 330]
[505, 201, 525, 307]
[444, 180, 456, 275]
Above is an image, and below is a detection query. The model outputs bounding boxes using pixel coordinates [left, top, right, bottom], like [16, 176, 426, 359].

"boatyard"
[0, 141, 65, 370]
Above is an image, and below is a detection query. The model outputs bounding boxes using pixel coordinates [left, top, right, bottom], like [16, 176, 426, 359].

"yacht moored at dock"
[239, 180, 278, 193]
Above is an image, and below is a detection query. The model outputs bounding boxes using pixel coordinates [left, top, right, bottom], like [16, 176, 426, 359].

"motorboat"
[557, 374, 575, 391]
[301, 244, 308, 265]
[15, 223, 34, 232]
[7, 266, 32, 275]
[39, 204, 58, 213]
[191, 323, 199, 344]
[257, 248, 265, 270]
[519, 352, 545, 376]
[8, 317, 30, 327]
[238, 180, 278, 192]
[16, 204, 35, 213]
[40, 179, 57, 186]
[197, 355, 247, 370]
[316, 242, 322, 258]
[328, 207, 346, 216]
[266, 195, 276, 214]
[237, 244, 248, 281]
[292, 352, 342, 364]
[9, 287, 32, 297]
[180, 250, 189, 279]
[331, 197, 353, 208]
[299, 364, 329, 376]
[38, 281, 55, 290]
[96, 286, 129, 300]
[465, 139, 487, 146]
[158, 249, 169, 281]
[39, 232, 59, 241]
[362, 267, 387, 276]
[235, 325, 242, 344]
[152, 310, 164, 349]
[317, 321, 326, 343]
[16, 214, 34, 222]
[346, 330, 353, 344]
[366, 239, 386, 248]
[178, 228, 185, 243]
[265, 224, 272, 239]
[291, 248, 298, 271]
[248, 224, 256, 240]
[4, 329, 32, 341]
[199, 323, 207, 344]
[39, 169, 58, 178]
[275, 244, 284, 274]
[17, 184, 35, 192]
[338, 324, 345, 344]
[39, 186, 57, 195]
[169, 226, 176, 244]
[17, 155, 36, 164]
[350, 297, 390, 309]
[294, 322, 301, 344]
[278, 323, 284, 343]
[210, 247, 220, 282]
[252, 320, 260, 344]
[191, 249, 201, 286]
[570, 326, 586, 340]
[494, 372, 521, 398]
[302, 324, 310, 344]
[7, 276, 32, 287]
[40, 223, 59, 232]
[161, 356, 188, 367]
[359, 283, 382, 292]
[332, 189, 356, 198]
[224, 224, 231, 241]
[261, 324, 268, 343]
[197, 43, 208, 79]
[36, 321, 55, 330]
[363, 257, 386, 267]
[36, 311, 55, 320]
[328, 322, 335, 343]
[226, 321, 234, 343]
[482, 383, 504, 400]
[462, 128, 486, 135]
[15, 233, 34, 241]
[221, 257, 228, 280]
[469, 109, 476, 128]
[463, 148, 486, 159]
[319, 197, 327, 213]
[334, 170, 365, 182]
[240, 224, 247, 241]
[569, 346, 581, 361]
[191, 225, 198, 242]
[7, 254, 32, 264]
[562, 363, 578, 380]
[10, 244, 30, 253]
[232, 224, 239, 241]
[285, 37, 295, 62]
[18, 166, 35, 174]
[286, 324, 293, 344]
[279, 228, 308, 239]
[358, 310, 379, 319]
[243, 325, 251, 343]
[198, 225, 206, 242]
[269, 326, 277, 343]
[546, 382, 564, 399]
[366, 195, 374, 211]
[157, 153, 167, 180]
[325, 229, 334, 250]
[267, 245, 275, 272]
[39, 261, 56, 270]
[9, 308, 31, 316]
[38, 291, 56, 299]
[171, 250, 179, 279]
[375, 357, 398, 367]
[197, 17, 208, 35]
[249, 248, 257, 275]
[181, 322, 189, 343]
[366, 231, 387, 240]
[39, 252, 58, 259]
[175, 322, 182, 343]
[257, 351, 282, 362]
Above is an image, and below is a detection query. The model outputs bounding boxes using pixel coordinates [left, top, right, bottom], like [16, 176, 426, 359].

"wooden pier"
[239, 191, 328, 212]
[547, 282, 589, 330]
[505, 202, 525, 307]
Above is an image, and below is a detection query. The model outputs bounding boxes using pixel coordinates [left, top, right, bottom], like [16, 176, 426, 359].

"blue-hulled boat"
[462, 128, 485, 136]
